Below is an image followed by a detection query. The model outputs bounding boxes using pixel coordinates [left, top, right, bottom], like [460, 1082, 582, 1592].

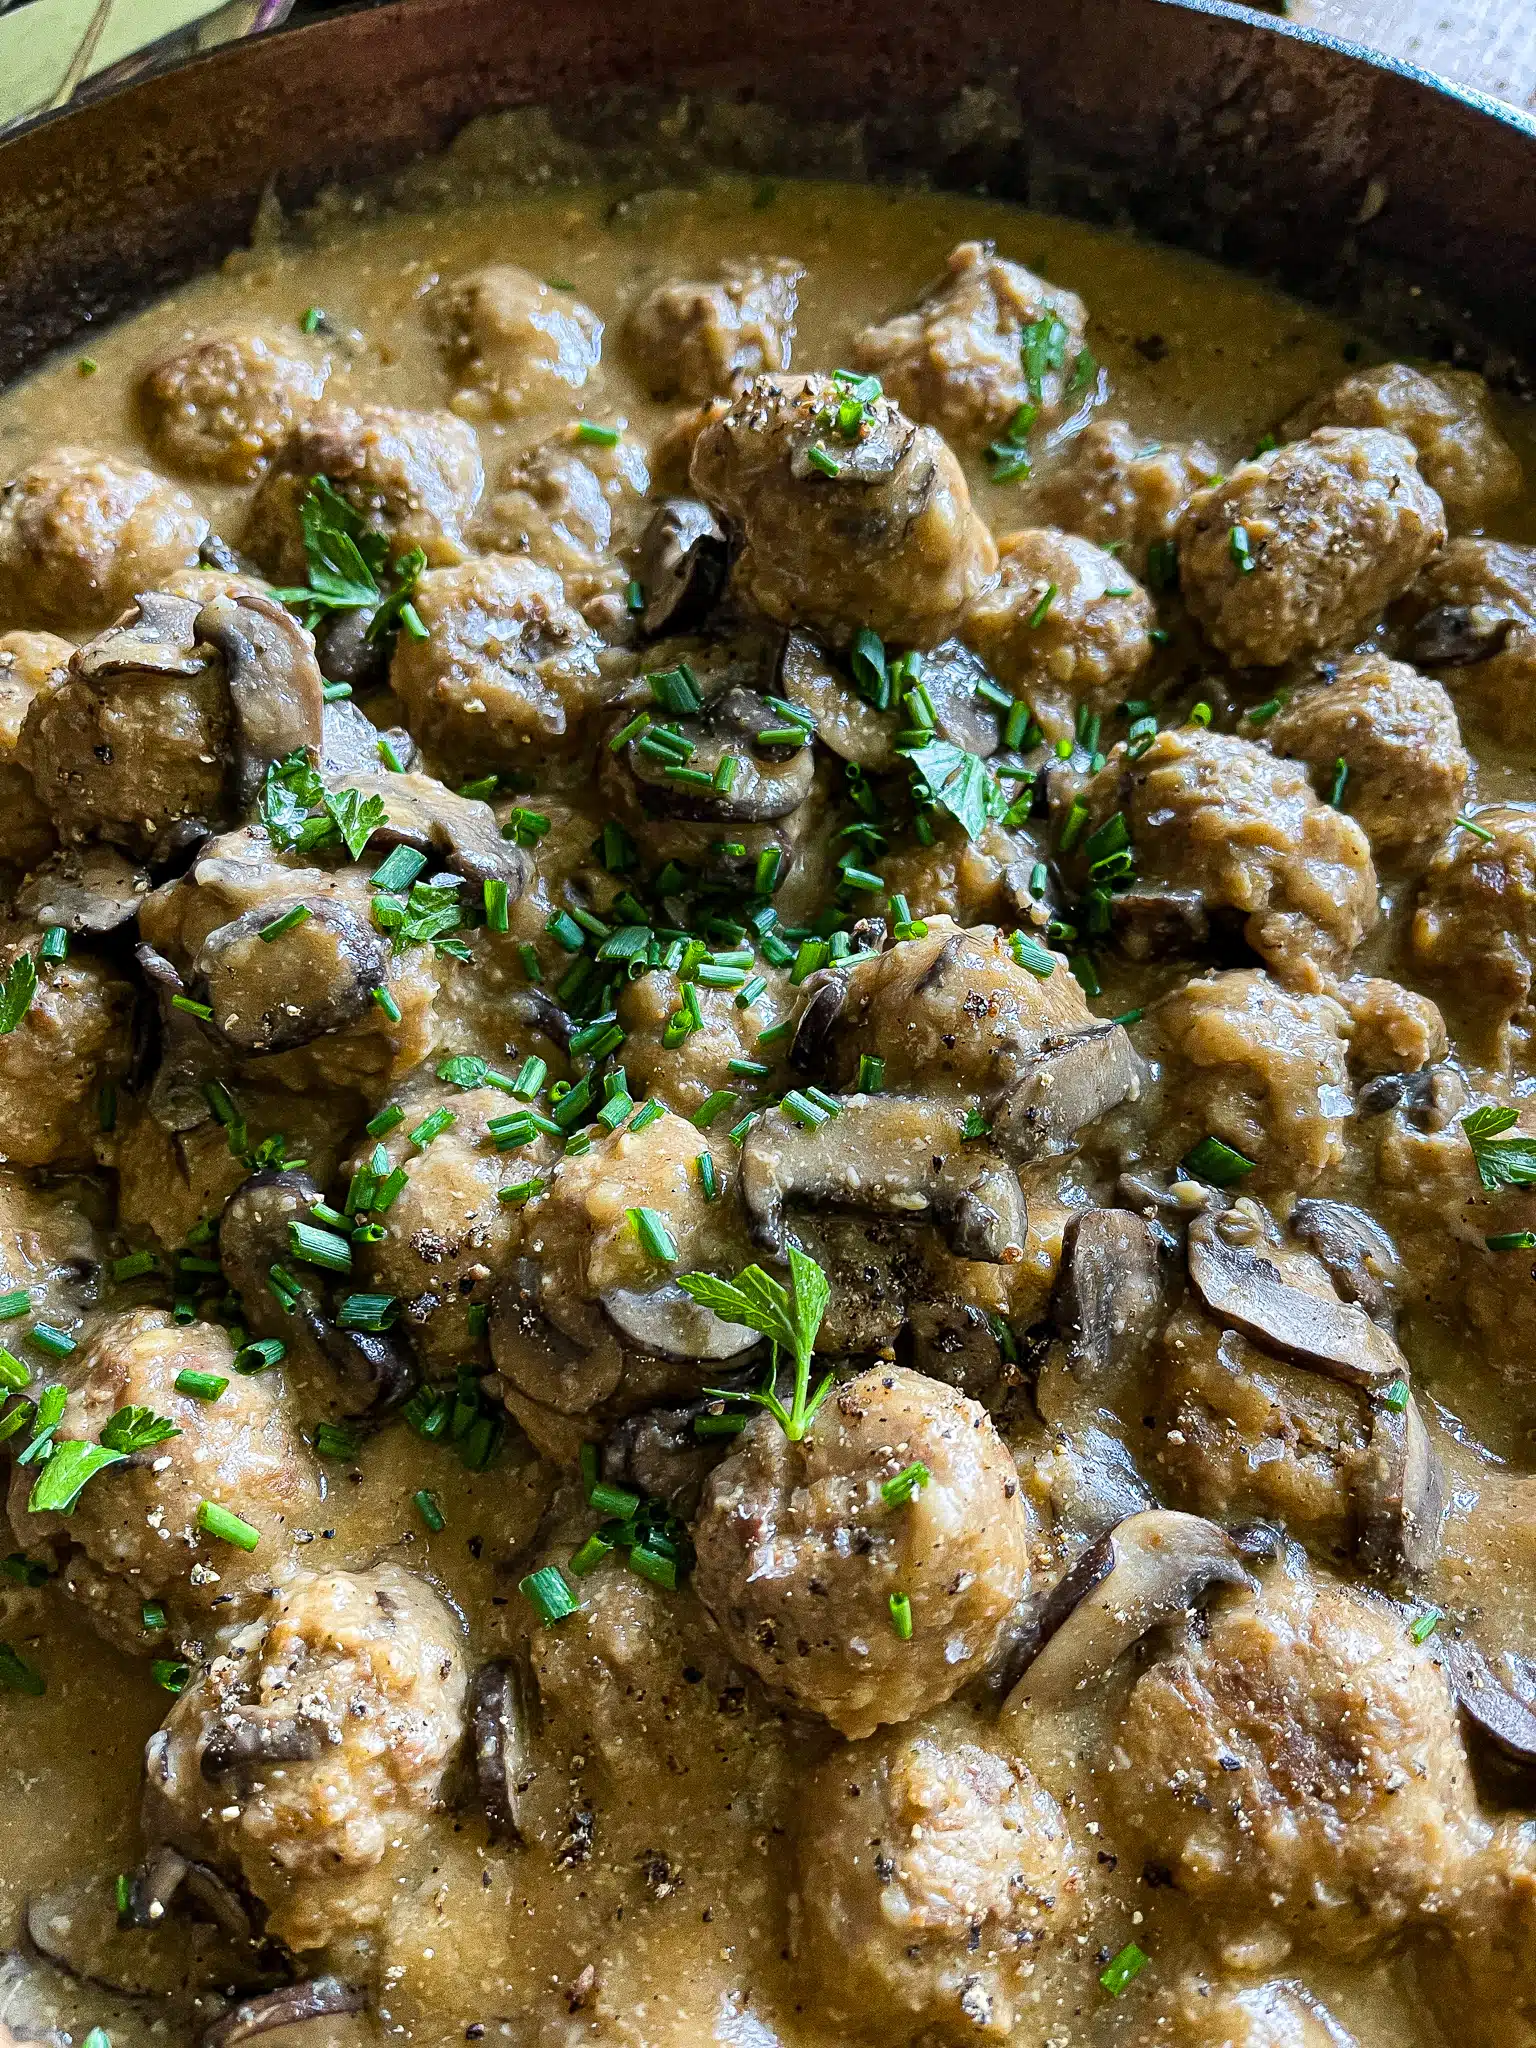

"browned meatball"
[474, 426, 650, 638]
[0, 930, 133, 1168]
[691, 1364, 1037, 1737]
[875, 815, 1040, 929]
[427, 264, 602, 416]
[0, 447, 206, 634]
[1154, 1974, 1361, 2046]
[245, 402, 483, 579]
[7, 1309, 317, 1655]
[1335, 974, 1447, 1079]
[1075, 727, 1378, 988]
[624, 258, 802, 400]
[0, 1169, 106, 1336]
[960, 526, 1153, 742]
[1412, 807, 1536, 1059]
[1026, 417, 1221, 568]
[1177, 429, 1446, 667]
[1284, 362, 1521, 530]
[1142, 968, 1353, 1191]
[388, 554, 605, 766]
[1393, 537, 1536, 749]
[139, 327, 330, 483]
[1264, 653, 1468, 860]
[849, 240, 1091, 446]
[796, 1709, 1085, 2041]
[691, 373, 997, 651]
[143, 1563, 466, 1951]
[0, 630, 66, 870]
[1109, 1568, 1480, 1957]
[1433, 1826, 1536, 2048]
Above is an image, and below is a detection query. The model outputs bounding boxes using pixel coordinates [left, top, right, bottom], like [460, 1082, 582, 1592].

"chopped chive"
[150, 1658, 190, 1695]
[1409, 1607, 1442, 1645]
[1456, 812, 1495, 843]
[1229, 523, 1257, 574]
[1245, 696, 1283, 725]
[1189, 701, 1212, 728]
[171, 995, 213, 1020]
[728, 1057, 771, 1079]
[140, 1599, 166, 1632]
[408, 1107, 456, 1147]
[1328, 756, 1349, 808]
[806, 445, 841, 478]
[1181, 1136, 1256, 1186]
[314, 1420, 362, 1461]
[111, 1251, 159, 1283]
[498, 1177, 547, 1207]
[196, 1500, 260, 1551]
[98, 1081, 118, 1131]
[569, 1531, 614, 1576]
[258, 903, 312, 944]
[576, 421, 620, 446]
[234, 1337, 285, 1374]
[39, 926, 68, 964]
[629, 1544, 678, 1591]
[0, 1289, 29, 1321]
[629, 1099, 665, 1134]
[372, 985, 402, 1023]
[376, 737, 405, 772]
[322, 681, 352, 702]
[27, 1324, 75, 1359]
[734, 975, 767, 1010]
[336, 1293, 396, 1330]
[629, 1207, 678, 1263]
[696, 1152, 720, 1201]
[1100, 1942, 1149, 1996]
[856, 1054, 885, 1093]
[881, 1461, 931, 1508]
[888, 1592, 913, 1640]
[1010, 931, 1057, 978]
[782, 1090, 829, 1130]
[1382, 1377, 1411, 1411]
[366, 1104, 404, 1137]
[520, 1563, 580, 1624]
[504, 806, 552, 846]
[1488, 1230, 1536, 1251]
[692, 1090, 737, 1130]
[414, 1488, 445, 1532]
[371, 845, 426, 894]
[287, 1221, 352, 1273]
[174, 1369, 227, 1402]
[1028, 582, 1058, 628]
[0, 1643, 44, 1695]
[301, 304, 325, 333]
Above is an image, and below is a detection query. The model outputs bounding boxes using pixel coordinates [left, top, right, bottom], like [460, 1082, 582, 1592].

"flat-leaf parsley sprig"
[680, 1246, 832, 1442]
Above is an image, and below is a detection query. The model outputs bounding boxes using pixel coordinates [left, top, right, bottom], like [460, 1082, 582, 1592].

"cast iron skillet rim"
[3, 0, 1533, 155]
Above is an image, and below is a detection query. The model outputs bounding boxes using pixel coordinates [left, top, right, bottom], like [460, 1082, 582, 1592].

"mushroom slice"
[600, 1281, 759, 1363]
[312, 1316, 417, 1416]
[602, 1395, 744, 1515]
[195, 592, 326, 808]
[16, 847, 149, 934]
[1354, 1391, 1444, 1583]
[740, 1093, 1027, 1263]
[193, 898, 388, 1053]
[25, 1868, 267, 2005]
[776, 629, 895, 768]
[1404, 602, 1514, 669]
[468, 1657, 534, 1846]
[73, 592, 206, 683]
[635, 498, 729, 637]
[1290, 1198, 1398, 1325]
[1187, 1209, 1406, 1389]
[123, 1845, 190, 1928]
[1108, 885, 1210, 964]
[339, 770, 529, 892]
[200, 1713, 328, 1780]
[989, 1022, 1142, 1164]
[202, 1978, 366, 2048]
[917, 640, 1001, 758]
[788, 967, 848, 1075]
[618, 685, 815, 822]
[1443, 1634, 1536, 1768]
[490, 1261, 624, 1416]
[1052, 1209, 1173, 1379]
[221, 1169, 328, 1319]
[1003, 1510, 1254, 1711]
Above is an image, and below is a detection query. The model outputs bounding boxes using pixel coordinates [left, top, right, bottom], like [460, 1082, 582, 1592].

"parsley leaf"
[100, 1405, 182, 1453]
[271, 478, 428, 649]
[902, 739, 1003, 842]
[680, 1245, 831, 1441]
[365, 546, 428, 645]
[27, 1439, 126, 1515]
[259, 752, 386, 863]
[323, 785, 389, 861]
[0, 951, 37, 1035]
[372, 877, 464, 953]
[1463, 1105, 1536, 1189]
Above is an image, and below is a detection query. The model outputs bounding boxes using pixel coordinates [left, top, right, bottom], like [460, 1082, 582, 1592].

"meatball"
[1263, 653, 1468, 860]
[0, 447, 207, 635]
[1177, 429, 1446, 667]
[691, 1364, 1036, 1737]
[796, 1709, 1084, 2042]
[143, 1563, 466, 1951]
[1143, 969, 1353, 1191]
[427, 264, 602, 416]
[245, 403, 483, 580]
[20, 591, 234, 858]
[960, 527, 1153, 742]
[624, 258, 802, 400]
[474, 427, 650, 638]
[617, 971, 789, 1119]
[1434, 1826, 1536, 2048]
[388, 554, 604, 766]
[1025, 417, 1221, 569]
[1075, 727, 1378, 988]
[0, 630, 66, 870]
[1336, 974, 1447, 1079]
[1284, 362, 1521, 530]
[1151, 1302, 1372, 1560]
[6, 1309, 317, 1655]
[1155, 1974, 1361, 2046]
[876, 816, 1041, 929]
[0, 932, 133, 1168]
[690, 373, 997, 651]
[1412, 807, 1536, 1058]
[1108, 1568, 1480, 1956]
[0, 1169, 106, 1336]
[1393, 537, 1536, 750]
[849, 240, 1090, 446]
[139, 327, 330, 483]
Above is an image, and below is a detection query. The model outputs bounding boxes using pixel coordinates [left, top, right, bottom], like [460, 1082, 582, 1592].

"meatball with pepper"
[1412, 806, 1536, 1061]
[1394, 537, 1536, 751]
[428, 264, 602, 418]
[0, 928, 134, 1169]
[625, 258, 802, 400]
[139, 327, 331, 483]
[1026, 417, 1221, 571]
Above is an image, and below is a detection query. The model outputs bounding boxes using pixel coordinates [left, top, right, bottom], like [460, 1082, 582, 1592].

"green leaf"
[27, 1439, 126, 1514]
[0, 951, 37, 1035]
[786, 1245, 830, 1374]
[901, 739, 1000, 842]
[373, 877, 464, 953]
[1463, 1106, 1536, 1189]
[323, 786, 389, 861]
[100, 1405, 182, 1454]
[366, 546, 428, 644]
[1020, 314, 1069, 402]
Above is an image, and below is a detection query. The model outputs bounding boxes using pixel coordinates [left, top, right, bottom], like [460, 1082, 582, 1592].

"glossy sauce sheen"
[0, 169, 1533, 2048]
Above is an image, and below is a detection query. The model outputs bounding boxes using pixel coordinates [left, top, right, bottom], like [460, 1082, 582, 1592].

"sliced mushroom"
[200, 1714, 327, 1780]
[1442, 1634, 1536, 1768]
[1002, 1509, 1254, 1712]
[776, 629, 896, 768]
[123, 1845, 189, 1928]
[917, 639, 1001, 758]
[311, 1315, 417, 1416]
[220, 1169, 328, 1328]
[1051, 1208, 1173, 1379]
[600, 1282, 759, 1364]
[314, 604, 387, 694]
[602, 1394, 749, 1514]
[788, 968, 848, 1074]
[1028, 1424, 1156, 1545]
[468, 1657, 534, 1846]
[340, 770, 529, 893]
[740, 1093, 1027, 1263]
[1187, 1209, 1407, 1389]
[15, 847, 149, 934]
[490, 1260, 624, 1416]
[1354, 1391, 1443, 1583]
[1290, 1198, 1398, 1325]
[73, 592, 206, 684]
[24, 1869, 271, 2006]
[617, 685, 815, 822]
[194, 593, 325, 808]
[320, 694, 418, 776]
[193, 897, 388, 1054]
[202, 1978, 366, 2048]
[1404, 602, 1514, 669]
[1108, 885, 1210, 963]
[988, 1022, 1142, 1164]
[635, 498, 729, 637]
[198, 533, 243, 574]
[179, 1863, 257, 1940]
[1355, 1061, 1468, 1133]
